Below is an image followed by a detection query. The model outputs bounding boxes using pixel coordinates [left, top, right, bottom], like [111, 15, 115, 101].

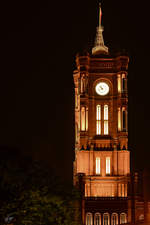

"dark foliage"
[0, 151, 81, 225]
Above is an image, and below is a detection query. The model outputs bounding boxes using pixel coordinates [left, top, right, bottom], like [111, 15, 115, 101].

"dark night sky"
[0, 0, 150, 182]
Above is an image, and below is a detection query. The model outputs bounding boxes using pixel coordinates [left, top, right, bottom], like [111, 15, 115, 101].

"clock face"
[95, 82, 109, 96]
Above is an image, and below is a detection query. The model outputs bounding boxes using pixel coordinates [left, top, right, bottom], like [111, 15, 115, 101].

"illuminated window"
[81, 106, 88, 131]
[86, 213, 93, 225]
[96, 157, 100, 174]
[111, 213, 118, 225]
[96, 105, 109, 135]
[104, 105, 108, 120]
[122, 184, 125, 197]
[95, 213, 101, 225]
[118, 107, 121, 131]
[81, 107, 86, 131]
[125, 184, 127, 197]
[117, 74, 121, 93]
[106, 157, 110, 175]
[75, 95, 78, 108]
[118, 184, 121, 197]
[103, 213, 109, 225]
[96, 105, 101, 135]
[104, 105, 108, 135]
[118, 184, 127, 197]
[86, 108, 88, 131]
[104, 121, 108, 134]
[120, 213, 127, 224]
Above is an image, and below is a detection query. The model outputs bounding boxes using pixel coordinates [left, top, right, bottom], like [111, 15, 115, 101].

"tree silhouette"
[0, 150, 81, 225]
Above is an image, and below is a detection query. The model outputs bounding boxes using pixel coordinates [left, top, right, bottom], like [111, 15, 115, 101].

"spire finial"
[99, 3, 102, 27]
[92, 2, 108, 55]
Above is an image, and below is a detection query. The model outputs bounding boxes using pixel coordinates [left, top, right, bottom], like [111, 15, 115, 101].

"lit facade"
[73, 4, 150, 225]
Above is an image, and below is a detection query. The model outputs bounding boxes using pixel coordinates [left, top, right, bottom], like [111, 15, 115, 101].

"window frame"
[95, 213, 101, 225]
[96, 157, 101, 175]
[111, 213, 118, 225]
[106, 157, 110, 175]
[103, 213, 110, 225]
[86, 212, 93, 225]
[81, 106, 88, 131]
[118, 107, 121, 131]
[104, 105, 108, 135]
[96, 105, 101, 135]
[96, 104, 109, 135]
[117, 74, 121, 93]
[120, 213, 127, 224]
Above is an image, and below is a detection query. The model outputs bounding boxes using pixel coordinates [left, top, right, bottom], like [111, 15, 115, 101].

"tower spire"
[92, 3, 108, 55]
[99, 3, 102, 27]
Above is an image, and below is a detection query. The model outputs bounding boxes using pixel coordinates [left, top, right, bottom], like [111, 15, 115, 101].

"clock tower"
[73, 4, 131, 225]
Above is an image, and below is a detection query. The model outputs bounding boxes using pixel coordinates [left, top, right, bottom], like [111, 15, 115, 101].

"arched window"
[75, 94, 78, 108]
[95, 213, 101, 225]
[96, 105, 101, 135]
[111, 213, 118, 225]
[106, 157, 110, 175]
[117, 74, 121, 93]
[81, 107, 86, 131]
[96, 157, 100, 174]
[118, 107, 121, 131]
[103, 213, 109, 225]
[104, 105, 108, 135]
[122, 74, 126, 92]
[86, 107, 88, 131]
[81, 106, 88, 131]
[86, 213, 93, 225]
[120, 213, 127, 224]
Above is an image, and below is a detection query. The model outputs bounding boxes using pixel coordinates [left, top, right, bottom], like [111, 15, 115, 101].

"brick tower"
[73, 4, 131, 225]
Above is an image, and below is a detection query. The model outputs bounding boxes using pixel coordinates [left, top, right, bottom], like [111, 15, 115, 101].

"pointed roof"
[92, 3, 108, 55]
